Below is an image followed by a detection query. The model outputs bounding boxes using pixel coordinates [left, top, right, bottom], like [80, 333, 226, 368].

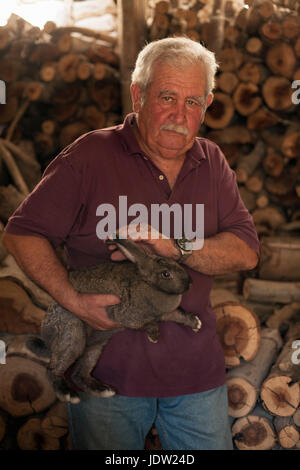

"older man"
[3, 37, 259, 450]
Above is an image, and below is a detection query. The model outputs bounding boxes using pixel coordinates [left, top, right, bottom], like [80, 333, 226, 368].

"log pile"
[148, 0, 300, 237]
[0, 7, 121, 199]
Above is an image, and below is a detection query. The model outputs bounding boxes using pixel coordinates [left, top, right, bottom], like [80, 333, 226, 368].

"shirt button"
[159, 174, 164, 181]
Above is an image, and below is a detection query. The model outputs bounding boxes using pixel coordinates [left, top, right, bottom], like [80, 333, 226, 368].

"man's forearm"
[184, 232, 258, 275]
[2, 233, 79, 312]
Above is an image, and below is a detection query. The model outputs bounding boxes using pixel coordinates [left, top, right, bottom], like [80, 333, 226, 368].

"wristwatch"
[174, 238, 193, 262]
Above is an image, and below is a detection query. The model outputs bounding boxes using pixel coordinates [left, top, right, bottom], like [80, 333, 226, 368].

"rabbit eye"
[161, 270, 171, 279]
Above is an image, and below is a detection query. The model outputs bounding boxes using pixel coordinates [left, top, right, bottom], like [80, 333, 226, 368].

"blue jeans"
[67, 384, 233, 450]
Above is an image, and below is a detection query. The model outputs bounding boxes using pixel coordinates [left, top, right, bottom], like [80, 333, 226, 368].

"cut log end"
[214, 303, 260, 368]
[0, 356, 56, 417]
[232, 416, 276, 450]
[227, 377, 257, 418]
[261, 376, 300, 417]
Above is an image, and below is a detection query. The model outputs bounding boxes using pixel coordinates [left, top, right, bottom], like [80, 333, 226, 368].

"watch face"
[178, 238, 193, 252]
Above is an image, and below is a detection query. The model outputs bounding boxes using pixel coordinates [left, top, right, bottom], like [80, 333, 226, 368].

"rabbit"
[29, 237, 202, 404]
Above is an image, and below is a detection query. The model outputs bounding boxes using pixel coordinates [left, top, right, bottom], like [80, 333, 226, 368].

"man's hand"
[71, 292, 122, 330]
[107, 224, 179, 261]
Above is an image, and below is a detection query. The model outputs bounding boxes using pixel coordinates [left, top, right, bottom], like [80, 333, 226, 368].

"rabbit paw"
[192, 316, 202, 332]
[72, 373, 116, 398]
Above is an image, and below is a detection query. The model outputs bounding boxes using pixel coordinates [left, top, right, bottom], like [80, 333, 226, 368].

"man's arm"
[2, 232, 121, 330]
[109, 229, 258, 275]
[182, 231, 258, 275]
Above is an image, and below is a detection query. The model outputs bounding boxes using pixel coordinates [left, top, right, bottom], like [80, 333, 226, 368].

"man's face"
[131, 62, 213, 160]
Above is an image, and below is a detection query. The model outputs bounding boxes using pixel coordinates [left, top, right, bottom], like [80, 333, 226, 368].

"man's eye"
[162, 96, 173, 102]
[186, 99, 199, 106]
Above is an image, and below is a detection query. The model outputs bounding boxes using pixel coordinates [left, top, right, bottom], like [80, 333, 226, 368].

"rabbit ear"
[106, 238, 149, 264]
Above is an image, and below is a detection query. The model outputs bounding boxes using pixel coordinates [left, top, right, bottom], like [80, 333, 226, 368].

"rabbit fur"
[35, 238, 202, 403]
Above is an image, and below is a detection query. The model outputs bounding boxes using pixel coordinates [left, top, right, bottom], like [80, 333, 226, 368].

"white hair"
[131, 37, 218, 100]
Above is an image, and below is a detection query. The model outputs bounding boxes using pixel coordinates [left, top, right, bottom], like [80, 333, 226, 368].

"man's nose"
[170, 101, 186, 123]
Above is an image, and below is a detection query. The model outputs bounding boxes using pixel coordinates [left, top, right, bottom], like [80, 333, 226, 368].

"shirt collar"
[117, 113, 207, 166]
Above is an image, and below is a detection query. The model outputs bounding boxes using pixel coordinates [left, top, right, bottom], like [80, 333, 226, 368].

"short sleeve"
[5, 153, 84, 248]
[217, 150, 260, 256]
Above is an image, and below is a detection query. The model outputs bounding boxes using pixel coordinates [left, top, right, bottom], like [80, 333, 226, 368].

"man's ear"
[130, 83, 143, 112]
[206, 93, 214, 109]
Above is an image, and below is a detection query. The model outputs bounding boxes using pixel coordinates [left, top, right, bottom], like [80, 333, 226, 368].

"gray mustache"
[160, 123, 189, 136]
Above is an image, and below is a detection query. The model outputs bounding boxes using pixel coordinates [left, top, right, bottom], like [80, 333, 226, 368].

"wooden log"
[0, 279, 45, 334]
[0, 332, 49, 365]
[257, 1, 277, 20]
[245, 37, 263, 56]
[293, 408, 300, 427]
[57, 54, 82, 83]
[262, 76, 294, 111]
[82, 105, 106, 130]
[238, 62, 268, 85]
[239, 186, 257, 212]
[59, 121, 90, 149]
[40, 62, 57, 82]
[266, 42, 296, 78]
[245, 168, 264, 193]
[265, 172, 297, 197]
[258, 236, 300, 281]
[149, 13, 169, 40]
[93, 62, 119, 81]
[263, 149, 284, 177]
[77, 60, 94, 81]
[0, 144, 29, 196]
[204, 92, 234, 129]
[212, 294, 260, 368]
[233, 82, 261, 116]
[267, 302, 300, 329]
[0, 254, 53, 310]
[217, 72, 239, 94]
[261, 323, 300, 417]
[247, 106, 279, 130]
[281, 15, 300, 40]
[41, 402, 68, 438]
[259, 21, 282, 43]
[218, 47, 244, 72]
[251, 206, 286, 230]
[281, 125, 300, 159]
[201, 0, 226, 57]
[0, 356, 56, 417]
[235, 140, 265, 183]
[17, 417, 60, 450]
[256, 190, 270, 209]
[226, 328, 282, 418]
[232, 405, 276, 450]
[295, 37, 300, 58]
[243, 278, 300, 304]
[88, 81, 120, 112]
[0, 96, 18, 124]
[0, 185, 25, 222]
[50, 26, 117, 46]
[274, 416, 300, 449]
[206, 126, 252, 144]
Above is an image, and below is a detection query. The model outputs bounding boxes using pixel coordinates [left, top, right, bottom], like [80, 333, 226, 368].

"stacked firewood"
[148, 0, 300, 236]
[0, 9, 121, 217]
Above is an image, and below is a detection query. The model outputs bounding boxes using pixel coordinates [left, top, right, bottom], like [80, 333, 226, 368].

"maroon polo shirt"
[5, 113, 259, 398]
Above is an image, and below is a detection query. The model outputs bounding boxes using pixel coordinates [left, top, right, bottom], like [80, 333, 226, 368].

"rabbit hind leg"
[42, 307, 87, 404]
[71, 330, 118, 398]
[161, 309, 202, 332]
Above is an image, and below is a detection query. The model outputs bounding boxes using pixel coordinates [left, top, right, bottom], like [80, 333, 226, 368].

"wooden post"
[117, 0, 147, 117]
